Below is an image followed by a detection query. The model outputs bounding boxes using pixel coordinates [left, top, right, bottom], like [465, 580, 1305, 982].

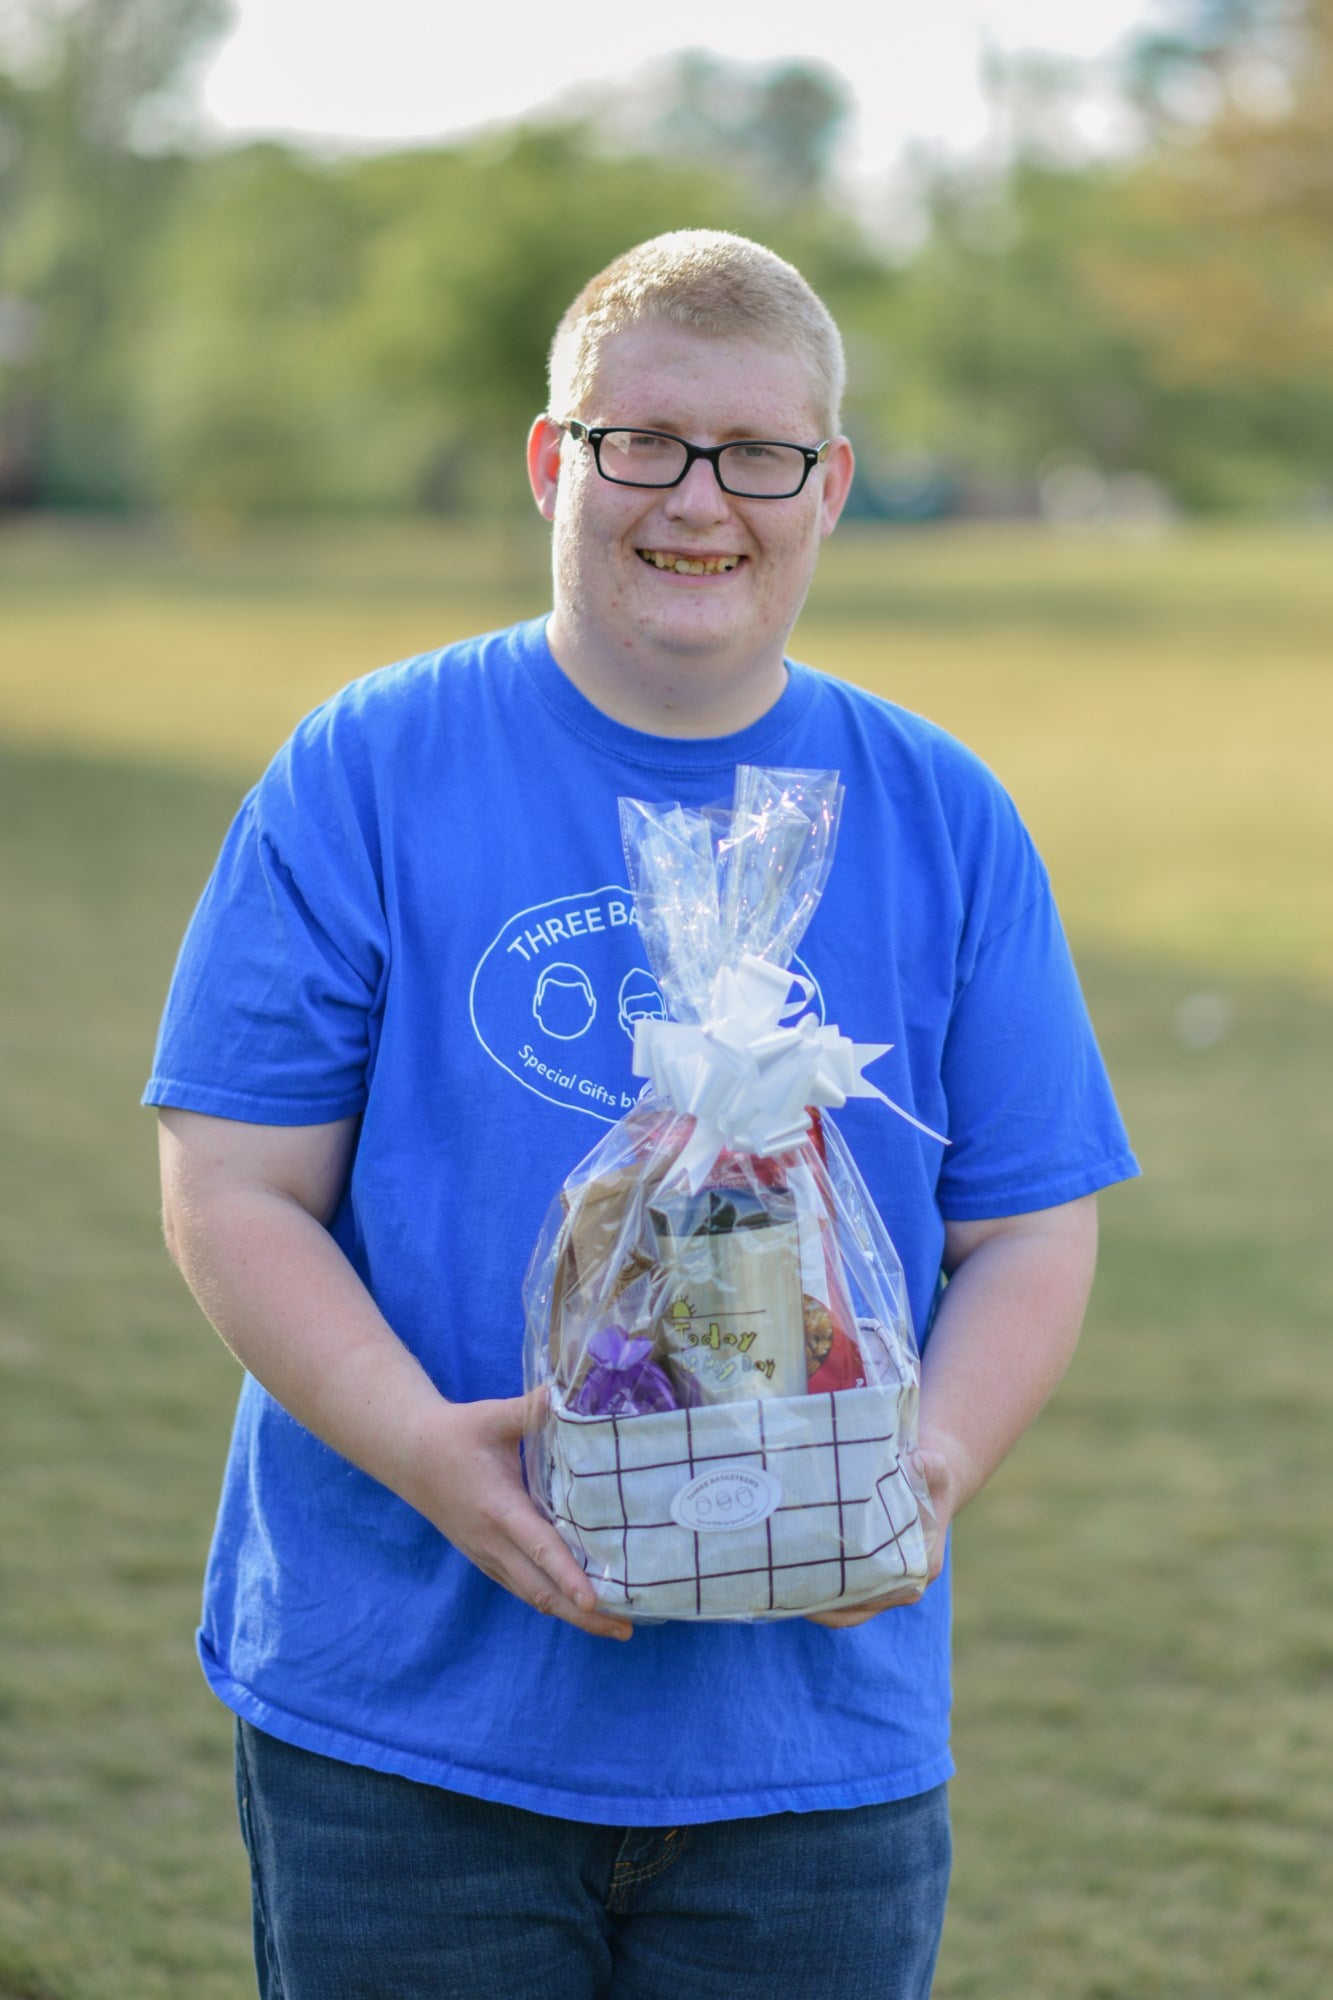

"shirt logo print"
[469, 883, 822, 1123]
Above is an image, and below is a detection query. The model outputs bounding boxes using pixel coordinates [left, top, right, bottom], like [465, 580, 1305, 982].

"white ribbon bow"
[632, 953, 948, 1190]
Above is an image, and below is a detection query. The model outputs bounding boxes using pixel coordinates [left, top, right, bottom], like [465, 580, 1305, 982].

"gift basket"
[522, 767, 944, 1621]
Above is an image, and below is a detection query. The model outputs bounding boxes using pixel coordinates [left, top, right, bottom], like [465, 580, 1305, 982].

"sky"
[198, 0, 1167, 186]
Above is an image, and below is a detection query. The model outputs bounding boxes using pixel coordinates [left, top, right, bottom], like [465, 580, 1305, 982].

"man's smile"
[636, 549, 743, 575]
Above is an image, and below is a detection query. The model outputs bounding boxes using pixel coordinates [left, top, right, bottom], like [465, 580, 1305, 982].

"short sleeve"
[935, 882, 1139, 1221]
[144, 714, 389, 1125]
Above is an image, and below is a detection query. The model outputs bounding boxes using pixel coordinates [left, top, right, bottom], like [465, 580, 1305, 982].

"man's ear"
[527, 415, 564, 520]
[818, 436, 856, 540]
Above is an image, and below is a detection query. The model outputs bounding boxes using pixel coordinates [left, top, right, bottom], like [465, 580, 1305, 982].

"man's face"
[529, 323, 853, 693]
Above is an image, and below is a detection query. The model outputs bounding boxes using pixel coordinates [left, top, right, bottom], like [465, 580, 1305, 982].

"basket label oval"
[670, 1464, 783, 1534]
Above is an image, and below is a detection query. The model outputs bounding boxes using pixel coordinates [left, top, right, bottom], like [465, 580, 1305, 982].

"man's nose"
[662, 452, 732, 521]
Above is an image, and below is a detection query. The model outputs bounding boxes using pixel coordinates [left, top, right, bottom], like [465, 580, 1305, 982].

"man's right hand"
[404, 1389, 634, 1642]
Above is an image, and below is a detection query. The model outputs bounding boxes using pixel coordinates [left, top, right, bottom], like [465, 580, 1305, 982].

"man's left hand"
[804, 1442, 955, 1629]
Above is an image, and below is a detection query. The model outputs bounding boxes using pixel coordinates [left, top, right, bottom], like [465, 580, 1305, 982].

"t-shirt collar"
[516, 616, 818, 775]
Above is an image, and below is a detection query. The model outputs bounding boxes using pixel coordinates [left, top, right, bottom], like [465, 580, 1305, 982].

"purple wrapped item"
[568, 1325, 694, 1418]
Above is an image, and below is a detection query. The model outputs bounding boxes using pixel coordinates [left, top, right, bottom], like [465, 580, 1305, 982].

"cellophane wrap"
[522, 767, 932, 1621]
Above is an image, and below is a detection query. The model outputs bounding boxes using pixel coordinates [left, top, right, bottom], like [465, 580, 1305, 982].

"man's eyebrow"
[603, 417, 797, 441]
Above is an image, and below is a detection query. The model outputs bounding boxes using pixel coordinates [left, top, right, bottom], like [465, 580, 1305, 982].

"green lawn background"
[1, 518, 1329, 1998]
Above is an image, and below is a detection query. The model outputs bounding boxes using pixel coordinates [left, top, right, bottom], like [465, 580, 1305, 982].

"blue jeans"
[235, 1720, 950, 2000]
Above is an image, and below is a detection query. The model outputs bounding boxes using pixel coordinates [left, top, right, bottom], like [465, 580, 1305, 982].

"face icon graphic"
[533, 962, 597, 1041]
[618, 968, 666, 1038]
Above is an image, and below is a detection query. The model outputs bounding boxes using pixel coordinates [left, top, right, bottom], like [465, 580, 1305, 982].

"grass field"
[1, 518, 1330, 1998]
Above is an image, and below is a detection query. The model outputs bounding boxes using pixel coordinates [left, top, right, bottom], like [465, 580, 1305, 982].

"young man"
[148, 231, 1137, 2000]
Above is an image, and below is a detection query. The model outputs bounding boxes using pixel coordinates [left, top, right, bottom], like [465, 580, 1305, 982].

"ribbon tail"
[863, 1083, 951, 1147]
[671, 1116, 726, 1193]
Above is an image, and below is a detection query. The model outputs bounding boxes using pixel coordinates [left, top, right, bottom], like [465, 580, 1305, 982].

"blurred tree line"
[1, 0, 1330, 518]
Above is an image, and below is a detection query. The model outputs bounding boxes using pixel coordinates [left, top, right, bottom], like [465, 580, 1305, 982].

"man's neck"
[544, 614, 790, 740]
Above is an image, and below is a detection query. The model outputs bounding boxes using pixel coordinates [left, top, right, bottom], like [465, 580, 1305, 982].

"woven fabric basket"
[548, 1381, 927, 1620]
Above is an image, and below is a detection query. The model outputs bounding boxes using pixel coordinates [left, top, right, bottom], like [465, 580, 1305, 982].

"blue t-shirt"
[145, 617, 1138, 1824]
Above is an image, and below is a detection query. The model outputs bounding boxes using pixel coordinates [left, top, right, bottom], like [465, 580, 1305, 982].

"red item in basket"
[807, 1324, 867, 1395]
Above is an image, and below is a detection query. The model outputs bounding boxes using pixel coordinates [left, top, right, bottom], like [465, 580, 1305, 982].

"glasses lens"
[597, 430, 689, 486]
[717, 443, 808, 496]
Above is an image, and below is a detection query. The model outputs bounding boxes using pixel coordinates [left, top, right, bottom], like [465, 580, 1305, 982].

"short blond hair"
[548, 230, 845, 435]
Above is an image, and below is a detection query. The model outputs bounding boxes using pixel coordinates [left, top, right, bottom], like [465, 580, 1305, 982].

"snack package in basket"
[522, 766, 943, 1621]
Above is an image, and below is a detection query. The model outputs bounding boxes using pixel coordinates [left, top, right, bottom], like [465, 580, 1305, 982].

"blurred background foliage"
[1, 0, 1332, 520]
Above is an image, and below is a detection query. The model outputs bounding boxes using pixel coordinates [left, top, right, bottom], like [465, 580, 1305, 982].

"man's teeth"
[639, 551, 739, 574]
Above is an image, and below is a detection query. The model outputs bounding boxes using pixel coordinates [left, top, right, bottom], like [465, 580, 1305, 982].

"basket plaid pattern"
[548, 1383, 928, 1620]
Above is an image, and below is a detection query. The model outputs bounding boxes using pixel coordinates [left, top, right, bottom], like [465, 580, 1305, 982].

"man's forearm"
[158, 1107, 632, 1639]
[919, 1196, 1099, 1526]
[167, 1183, 446, 1510]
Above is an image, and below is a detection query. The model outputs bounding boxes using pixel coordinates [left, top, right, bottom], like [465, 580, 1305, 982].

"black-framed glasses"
[560, 421, 830, 498]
